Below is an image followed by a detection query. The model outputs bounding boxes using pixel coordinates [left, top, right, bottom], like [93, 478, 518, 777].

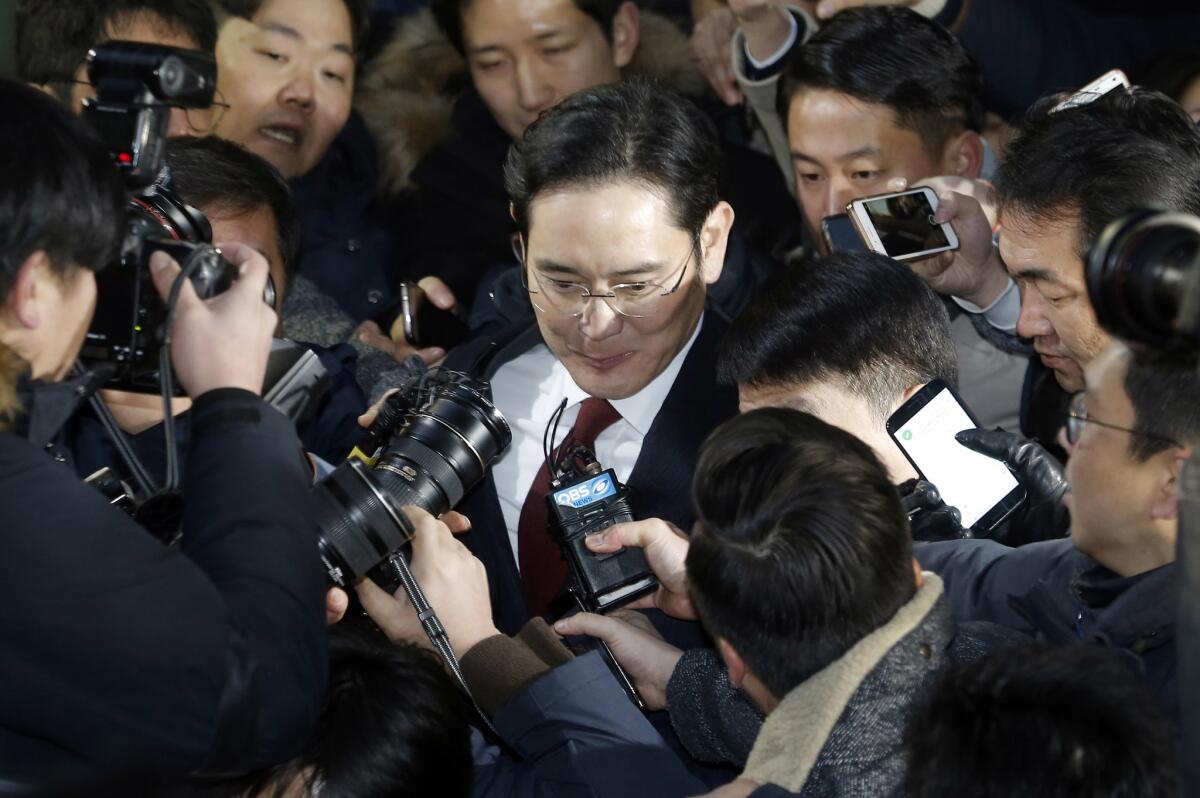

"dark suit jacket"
[442, 312, 738, 635]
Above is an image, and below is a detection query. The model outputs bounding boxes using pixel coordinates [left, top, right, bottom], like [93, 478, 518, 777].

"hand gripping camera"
[77, 42, 274, 393]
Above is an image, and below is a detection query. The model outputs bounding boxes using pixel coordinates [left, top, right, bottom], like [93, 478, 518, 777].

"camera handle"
[385, 552, 507, 745]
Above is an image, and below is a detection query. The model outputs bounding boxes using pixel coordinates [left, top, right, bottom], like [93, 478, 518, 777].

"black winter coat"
[0, 388, 327, 785]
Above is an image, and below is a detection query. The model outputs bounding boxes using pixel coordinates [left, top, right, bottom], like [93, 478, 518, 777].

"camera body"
[548, 445, 657, 613]
[83, 41, 217, 187]
[78, 42, 273, 393]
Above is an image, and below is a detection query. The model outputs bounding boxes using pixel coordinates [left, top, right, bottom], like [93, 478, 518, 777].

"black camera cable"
[157, 252, 208, 494]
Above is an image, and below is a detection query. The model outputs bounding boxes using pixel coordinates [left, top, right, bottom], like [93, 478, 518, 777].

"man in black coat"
[441, 81, 739, 636]
[0, 81, 327, 784]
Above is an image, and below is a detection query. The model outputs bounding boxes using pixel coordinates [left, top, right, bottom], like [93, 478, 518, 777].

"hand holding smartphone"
[887, 380, 1025, 534]
[847, 187, 959, 262]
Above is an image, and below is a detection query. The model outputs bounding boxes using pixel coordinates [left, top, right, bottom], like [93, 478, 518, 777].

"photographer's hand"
[149, 242, 276, 397]
[888, 176, 1011, 309]
[956, 429, 1071, 542]
[585, 518, 695, 620]
[355, 507, 496, 654]
[553, 610, 683, 711]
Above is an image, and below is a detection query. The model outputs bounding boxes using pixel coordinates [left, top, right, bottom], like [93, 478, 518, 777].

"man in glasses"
[441, 79, 739, 636]
[16, 0, 224, 137]
[915, 341, 1200, 724]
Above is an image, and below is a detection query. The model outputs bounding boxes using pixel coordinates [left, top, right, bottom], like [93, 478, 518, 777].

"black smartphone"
[398, 282, 471, 349]
[886, 380, 1026, 534]
[821, 213, 868, 253]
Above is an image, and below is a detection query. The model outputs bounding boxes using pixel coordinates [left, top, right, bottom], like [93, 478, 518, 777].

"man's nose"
[578, 296, 623, 340]
[824, 181, 856, 219]
[514, 59, 554, 113]
[279, 71, 315, 111]
[1016, 285, 1056, 339]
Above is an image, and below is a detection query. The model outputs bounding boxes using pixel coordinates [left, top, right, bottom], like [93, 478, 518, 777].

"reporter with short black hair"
[0, 80, 326, 783]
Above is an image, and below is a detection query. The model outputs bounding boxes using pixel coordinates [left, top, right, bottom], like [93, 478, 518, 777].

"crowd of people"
[2, 0, 1200, 794]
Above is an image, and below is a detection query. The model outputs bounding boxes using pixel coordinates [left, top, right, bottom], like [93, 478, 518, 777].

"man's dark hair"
[0, 78, 124, 298]
[686, 407, 915, 698]
[1123, 347, 1200, 462]
[505, 79, 721, 258]
[164, 136, 300, 283]
[224, 628, 473, 798]
[432, 0, 623, 56]
[719, 252, 957, 422]
[904, 643, 1179, 798]
[996, 87, 1200, 257]
[778, 7, 984, 157]
[16, 0, 218, 101]
[210, 0, 371, 51]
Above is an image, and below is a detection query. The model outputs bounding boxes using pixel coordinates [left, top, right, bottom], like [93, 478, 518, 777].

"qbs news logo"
[555, 476, 612, 507]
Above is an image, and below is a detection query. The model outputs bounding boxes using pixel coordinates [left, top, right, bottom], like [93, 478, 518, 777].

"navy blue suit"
[442, 312, 739, 636]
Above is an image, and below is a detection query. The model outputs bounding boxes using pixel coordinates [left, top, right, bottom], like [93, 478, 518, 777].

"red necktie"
[517, 397, 622, 617]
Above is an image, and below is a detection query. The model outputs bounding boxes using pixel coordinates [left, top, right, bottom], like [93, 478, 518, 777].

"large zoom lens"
[1086, 210, 1200, 349]
[313, 378, 511, 586]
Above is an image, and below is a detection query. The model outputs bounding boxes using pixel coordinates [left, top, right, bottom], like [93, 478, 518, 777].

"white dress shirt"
[489, 315, 705, 567]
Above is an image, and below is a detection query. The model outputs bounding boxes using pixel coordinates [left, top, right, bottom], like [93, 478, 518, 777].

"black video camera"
[78, 42, 273, 393]
[548, 445, 657, 613]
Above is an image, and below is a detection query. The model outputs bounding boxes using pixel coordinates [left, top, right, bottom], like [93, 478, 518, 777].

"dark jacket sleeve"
[471, 652, 708, 798]
[0, 389, 326, 779]
[913, 538, 1077, 631]
[665, 648, 764, 768]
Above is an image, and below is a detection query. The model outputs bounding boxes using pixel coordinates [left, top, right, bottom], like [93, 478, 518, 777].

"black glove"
[955, 428, 1071, 545]
[899, 479, 970, 542]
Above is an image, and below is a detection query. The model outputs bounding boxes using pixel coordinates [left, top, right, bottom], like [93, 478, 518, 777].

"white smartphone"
[887, 380, 1026, 533]
[846, 187, 959, 263]
[1051, 68, 1130, 113]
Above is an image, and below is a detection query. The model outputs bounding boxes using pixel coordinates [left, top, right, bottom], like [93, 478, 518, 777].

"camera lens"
[313, 378, 511, 586]
[1086, 210, 1200, 349]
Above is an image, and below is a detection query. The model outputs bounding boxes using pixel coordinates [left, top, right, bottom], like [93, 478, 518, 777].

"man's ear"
[4, 251, 51, 330]
[941, 130, 984, 180]
[698, 201, 735, 286]
[912, 558, 925, 589]
[890, 382, 926, 416]
[1150, 446, 1192, 521]
[716, 637, 747, 688]
[610, 1, 640, 70]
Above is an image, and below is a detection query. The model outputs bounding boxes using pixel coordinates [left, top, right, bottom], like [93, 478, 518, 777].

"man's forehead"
[463, 0, 590, 40]
[105, 12, 200, 49]
[999, 212, 1084, 280]
[787, 89, 926, 161]
[1085, 343, 1129, 395]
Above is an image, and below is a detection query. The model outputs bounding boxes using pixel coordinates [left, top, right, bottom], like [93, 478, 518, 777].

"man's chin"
[1040, 353, 1085, 393]
[563, 354, 646, 401]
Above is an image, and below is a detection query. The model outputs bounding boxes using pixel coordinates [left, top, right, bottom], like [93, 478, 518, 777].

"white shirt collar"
[552, 313, 705, 436]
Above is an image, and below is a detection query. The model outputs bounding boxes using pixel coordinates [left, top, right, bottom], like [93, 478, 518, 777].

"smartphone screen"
[888, 383, 1023, 530]
[860, 191, 949, 259]
[821, 214, 867, 253]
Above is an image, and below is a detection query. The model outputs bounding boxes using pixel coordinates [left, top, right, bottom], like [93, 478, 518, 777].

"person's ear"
[1149, 446, 1192, 521]
[716, 637, 747, 688]
[697, 201, 735, 286]
[610, 1, 640, 70]
[889, 382, 926, 416]
[941, 130, 984, 180]
[4, 251, 53, 330]
[912, 558, 925, 589]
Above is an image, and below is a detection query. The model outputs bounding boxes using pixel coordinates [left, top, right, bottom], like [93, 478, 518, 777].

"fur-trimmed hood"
[355, 7, 706, 196]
